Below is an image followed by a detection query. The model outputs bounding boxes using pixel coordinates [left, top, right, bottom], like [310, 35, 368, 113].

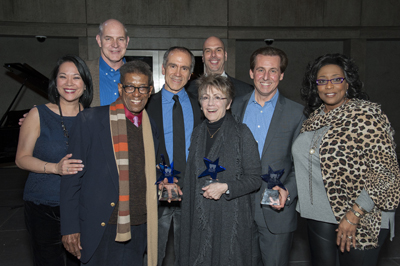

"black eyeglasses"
[121, 85, 150, 94]
[316, 77, 346, 86]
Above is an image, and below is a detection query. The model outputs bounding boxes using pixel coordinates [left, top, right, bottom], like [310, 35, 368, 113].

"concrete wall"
[0, 0, 399, 152]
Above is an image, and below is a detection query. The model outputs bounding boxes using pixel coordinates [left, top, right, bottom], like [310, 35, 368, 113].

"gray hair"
[162, 46, 195, 73]
[197, 74, 234, 105]
[98, 19, 128, 37]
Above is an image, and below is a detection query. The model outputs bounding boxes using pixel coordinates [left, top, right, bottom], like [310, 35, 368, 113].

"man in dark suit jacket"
[231, 47, 305, 266]
[146, 47, 202, 266]
[186, 36, 253, 99]
[60, 61, 159, 266]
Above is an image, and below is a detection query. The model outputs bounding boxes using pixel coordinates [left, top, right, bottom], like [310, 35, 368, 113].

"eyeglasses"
[200, 96, 227, 102]
[316, 77, 346, 86]
[121, 85, 150, 94]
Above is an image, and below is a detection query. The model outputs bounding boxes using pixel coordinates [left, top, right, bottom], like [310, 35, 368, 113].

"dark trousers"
[307, 219, 389, 266]
[84, 223, 147, 266]
[24, 201, 80, 266]
[158, 205, 181, 266]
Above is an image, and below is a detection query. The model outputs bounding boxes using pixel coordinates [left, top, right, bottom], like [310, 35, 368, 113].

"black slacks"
[24, 201, 80, 266]
[307, 219, 389, 266]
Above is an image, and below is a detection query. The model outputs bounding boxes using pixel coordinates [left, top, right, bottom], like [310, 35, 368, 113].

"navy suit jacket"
[60, 105, 159, 263]
[231, 92, 305, 233]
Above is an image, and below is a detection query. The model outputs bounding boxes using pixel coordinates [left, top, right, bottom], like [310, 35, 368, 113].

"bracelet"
[44, 162, 48, 173]
[344, 214, 359, 226]
[354, 202, 368, 214]
[350, 208, 364, 218]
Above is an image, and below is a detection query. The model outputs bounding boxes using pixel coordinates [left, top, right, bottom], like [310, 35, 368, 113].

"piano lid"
[4, 63, 49, 97]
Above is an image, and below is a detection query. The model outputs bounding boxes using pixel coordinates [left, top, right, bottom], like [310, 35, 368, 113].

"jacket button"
[110, 202, 115, 207]
[101, 222, 105, 227]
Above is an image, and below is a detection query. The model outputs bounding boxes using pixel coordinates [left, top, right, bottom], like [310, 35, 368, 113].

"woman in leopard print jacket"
[292, 53, 400, 266]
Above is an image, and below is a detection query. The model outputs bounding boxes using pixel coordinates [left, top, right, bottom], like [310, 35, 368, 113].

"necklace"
[308, 127, 329, 205]
[207, 127, 221, 138]
[58, 103, 81, 146]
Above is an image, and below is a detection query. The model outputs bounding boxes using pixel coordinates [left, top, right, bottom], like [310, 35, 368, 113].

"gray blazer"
[231, 92, 305, 233]
[85, 58, 101, 107]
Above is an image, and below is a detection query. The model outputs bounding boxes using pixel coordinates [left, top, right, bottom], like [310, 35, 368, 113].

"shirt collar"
[249, 89, 279, 108]
[99, 56, 126, 74]
[161, 85, 188, 102]
[124, 106, 142, 127]
[204, 71, 227, 78]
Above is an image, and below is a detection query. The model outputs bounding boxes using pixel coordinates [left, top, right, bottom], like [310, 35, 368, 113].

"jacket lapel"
[100, 111, 119, 191]
[261, 94, 284, 158]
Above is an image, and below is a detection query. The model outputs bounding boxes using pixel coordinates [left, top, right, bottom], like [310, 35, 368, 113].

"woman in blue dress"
[15, 55, 93, 265]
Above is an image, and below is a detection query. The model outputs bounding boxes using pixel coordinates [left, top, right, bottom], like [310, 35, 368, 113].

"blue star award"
[198, 157, 226, 193]
[260, 166, 285, 206]
[156, 155, 181, 201]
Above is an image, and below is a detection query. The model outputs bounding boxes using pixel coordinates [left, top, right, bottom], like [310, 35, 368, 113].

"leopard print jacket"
[301, 99, 400, 249]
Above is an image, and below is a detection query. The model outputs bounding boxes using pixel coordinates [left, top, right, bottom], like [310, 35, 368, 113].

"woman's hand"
[336, 211, 360, 252]
[55, 154, 84, 175]
[202, 182, 228, 200]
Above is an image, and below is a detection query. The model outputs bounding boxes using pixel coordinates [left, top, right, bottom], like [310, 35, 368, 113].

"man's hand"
[62, 233, 82, 259]
[158, 178, 183, 203]
[270, 186, 289, 210]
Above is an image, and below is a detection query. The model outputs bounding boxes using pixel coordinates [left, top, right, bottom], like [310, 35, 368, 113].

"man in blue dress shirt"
[146, 47, 202, 266]
[231, 47, 305, 266]
[86, 19, 130, 106]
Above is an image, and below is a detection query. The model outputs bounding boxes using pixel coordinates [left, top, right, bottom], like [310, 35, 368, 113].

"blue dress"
[23, 104, 75, 206]
[22, 104, 79, 266]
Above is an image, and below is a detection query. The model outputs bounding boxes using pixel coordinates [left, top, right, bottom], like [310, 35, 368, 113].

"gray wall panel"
[361, 0, 400, 26]
[86, 0, 227, 26]
[0, 0, 86, 23]
[365, 40, 400, 148]
[229, 0, 324, 27]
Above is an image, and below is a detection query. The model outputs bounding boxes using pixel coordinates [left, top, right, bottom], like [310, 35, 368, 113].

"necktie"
[172, 95, 186, 187]
[133, 116, 139, 127]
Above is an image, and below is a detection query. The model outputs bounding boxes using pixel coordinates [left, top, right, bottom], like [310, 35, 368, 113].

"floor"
[1, 166, 399, 266]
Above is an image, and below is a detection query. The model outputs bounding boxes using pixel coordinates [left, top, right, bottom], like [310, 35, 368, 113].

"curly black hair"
[300, 53, 368, 117]
[48, 55, 93, 108]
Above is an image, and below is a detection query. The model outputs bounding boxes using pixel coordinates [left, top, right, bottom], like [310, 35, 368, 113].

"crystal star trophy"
[155, 155, 181, 201]
[260, 166, 285, 206]
[198, 157, 226, 194]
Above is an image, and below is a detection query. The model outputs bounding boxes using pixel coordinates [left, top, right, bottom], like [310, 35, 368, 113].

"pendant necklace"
[58, 103, 81, 147]
[207, 127, 221, 138]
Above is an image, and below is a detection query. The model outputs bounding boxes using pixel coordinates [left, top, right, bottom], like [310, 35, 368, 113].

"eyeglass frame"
[120, 84, 151, 94]
[315, 77, 346, 86]
[200, 95, 228, 102]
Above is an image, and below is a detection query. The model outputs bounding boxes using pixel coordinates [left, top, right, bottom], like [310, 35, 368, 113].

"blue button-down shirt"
[161, 86, 194, 163]
[99, 57, 126, 106]
[243, 90, 279, 157]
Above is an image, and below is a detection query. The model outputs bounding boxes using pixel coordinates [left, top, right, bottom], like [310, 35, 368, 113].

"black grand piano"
[0, 63, 49, 164]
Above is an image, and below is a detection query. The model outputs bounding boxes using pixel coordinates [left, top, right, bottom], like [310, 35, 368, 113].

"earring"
[345, 90, 348, 97]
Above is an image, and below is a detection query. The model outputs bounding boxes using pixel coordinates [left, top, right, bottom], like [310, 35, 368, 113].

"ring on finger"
[347, 236, 353, 239]
[67, 167, 69, 173]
